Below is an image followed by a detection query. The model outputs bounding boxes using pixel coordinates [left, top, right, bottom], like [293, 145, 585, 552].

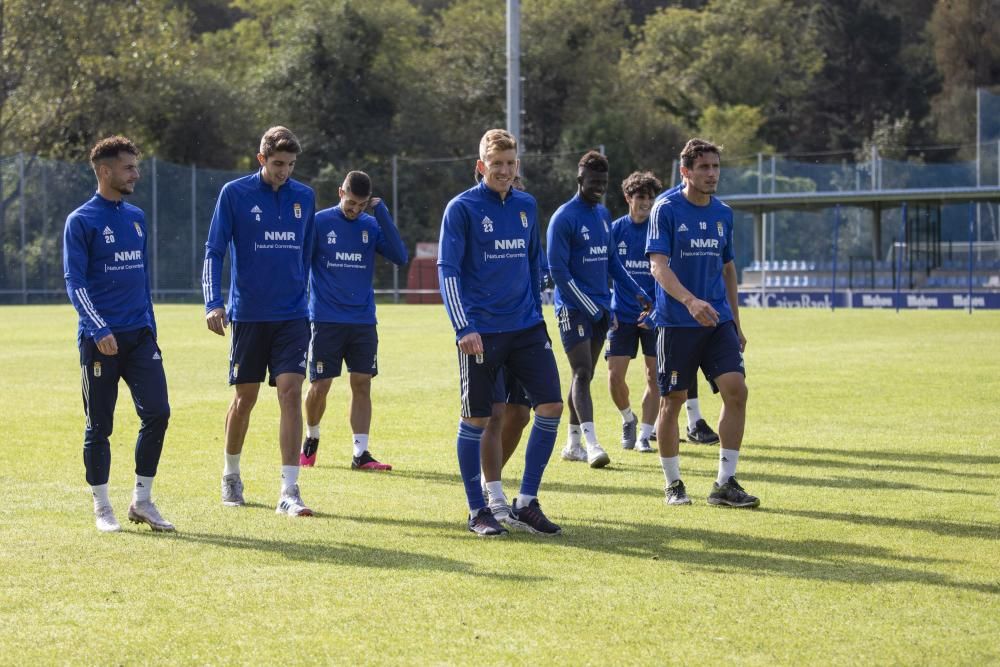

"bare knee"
[535, 401, 563, 419]
[231, 385, 259, 417]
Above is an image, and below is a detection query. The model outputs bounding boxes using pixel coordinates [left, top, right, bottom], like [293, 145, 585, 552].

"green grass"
[1, 304, 998, 665]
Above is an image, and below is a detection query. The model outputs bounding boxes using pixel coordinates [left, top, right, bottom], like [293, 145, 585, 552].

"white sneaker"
[587, 443, 611, 468]
[95, 505, 121, 533]
[128, 500, 175, 532]
[221, 473, 245, 506]
[561, 443, 588, 462]
[636, 438, 655, 453]
[489, 498, 513, 525]
[276, 484, 314, 517]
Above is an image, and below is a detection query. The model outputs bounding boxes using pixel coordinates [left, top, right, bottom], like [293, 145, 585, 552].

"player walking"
[63, 136, 173, 532]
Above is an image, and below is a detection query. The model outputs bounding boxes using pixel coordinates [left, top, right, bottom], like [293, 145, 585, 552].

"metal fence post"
[831, 205, 840, 311]
[757, 153, 763, 194]
[191, 163, 197, 289]
[18, 153, 26, 303]
[392, 154, 399, 304]
[968, 202, 974, 314]
[152, 157, 159, 297]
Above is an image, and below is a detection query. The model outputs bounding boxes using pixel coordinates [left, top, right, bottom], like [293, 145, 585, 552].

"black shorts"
[656, 320, 745, 396]
[458, 322, 562, 418]
[309, 322, 378, 381]
[230, 319, 309, 386]
[606, 320, 657, 359]
[492, 367, 532, 407]
[557, 307, 610, 352]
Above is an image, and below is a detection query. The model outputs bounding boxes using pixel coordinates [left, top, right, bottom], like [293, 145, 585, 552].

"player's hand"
[458, 331, 483, 355]
[206, 307, 228, 336]
[685, 298, 720, 327]
[366, 197, 382, 212]
[637, 293, 652, 311]
[737, 328, 747, 352]
[96, 333, 118, 356]
[637, 310, 652, 330]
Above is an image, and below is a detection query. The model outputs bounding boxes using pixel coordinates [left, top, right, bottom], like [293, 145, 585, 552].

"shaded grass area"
[0, 305, 998, 664]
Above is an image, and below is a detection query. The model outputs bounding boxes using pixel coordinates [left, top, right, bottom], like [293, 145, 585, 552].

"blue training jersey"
[203, 170, 315, 322]
[645, 189, 735, 327]
[63, 194, 155, 343]
[610, 215, 657, 324]
[309, 201, 408, 324]
[547, 194, 648, 321]
[437, 181, 543, 338]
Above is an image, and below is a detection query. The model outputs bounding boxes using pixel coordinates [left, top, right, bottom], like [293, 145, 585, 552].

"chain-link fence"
[2, 143, 1000, 304]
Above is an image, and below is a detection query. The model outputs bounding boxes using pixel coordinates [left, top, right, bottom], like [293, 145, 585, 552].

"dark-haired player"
[301, 171, 408, 470]
[203, 126, 316, 517]
[439, 129, 564, 537]
[64, 135, 173, 532]
[547, 150, 651, 469]
[646, 138, 758, 508]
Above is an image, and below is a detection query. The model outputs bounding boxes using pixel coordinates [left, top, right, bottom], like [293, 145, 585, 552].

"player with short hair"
[203, 126, 316, 517]
[547, 150, 651, 469]
[300, 170, 408, 471]
[64, 135, 173, 532]
[607, 170, 662, 454]
[439, 128, 564, 537]
[646, 138, 758, 508]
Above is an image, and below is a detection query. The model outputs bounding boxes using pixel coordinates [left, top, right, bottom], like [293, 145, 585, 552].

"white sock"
[91, 483, 111, 511]
[133, 475, 153, 503]
[353, 434, 368, 458]
[581, 422, 599, 446]
[717, 448, 740, 485]
[639, 423, 654, 440]
[486, 481, 507, 505]
[307, 423, 320, 439]
[281, 465, 300, 492]
[619, 407, 634, 422]
[567, 424, 582, 447]
[686, 398, 703, 429]
[660, 456, 681, 485]
[516, 493, 537, 509]
[224, 453, 241, 476]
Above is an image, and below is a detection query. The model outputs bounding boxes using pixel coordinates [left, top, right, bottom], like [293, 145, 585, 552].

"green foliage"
[697, 104, 774, 160]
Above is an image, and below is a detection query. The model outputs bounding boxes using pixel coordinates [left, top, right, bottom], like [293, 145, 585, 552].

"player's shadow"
[133, 530, 547, 582]
[390, 467, 653, 498]
[761, 507, 1000, 541]
[751, 443, 1000, 467]
[747, 449, 997, 480]
[551, 518, 998, 595]
[749, 471, 979, 495]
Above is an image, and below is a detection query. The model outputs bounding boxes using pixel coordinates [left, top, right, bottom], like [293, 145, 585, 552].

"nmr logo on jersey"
[114, 250, 142, 262]
[494, 238, 526, 250]
[589, 245, 607, 255]
[690, 238, 719, 249]
[335, 252, 363, 261]
[265, 231, 296, 241]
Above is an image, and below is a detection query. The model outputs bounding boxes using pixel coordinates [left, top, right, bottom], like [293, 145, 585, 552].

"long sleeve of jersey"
[373, 202, 408, 266]
[143, 232, 157, 340]
[546, 213, 601, 320]
[202, 186, 232, 312]
[437, 200, 476, 339]
[608, 246, 650, 307]
[63, 217, 112, 342]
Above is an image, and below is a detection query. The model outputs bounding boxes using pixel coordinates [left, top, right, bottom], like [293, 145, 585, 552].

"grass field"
[1, 304, 998, 665]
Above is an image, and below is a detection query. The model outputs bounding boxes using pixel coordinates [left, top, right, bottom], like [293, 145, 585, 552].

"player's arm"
[371, 200, 409, 266]
[437, 201, 480, 353]
[302, 197, 317, 278]
[63, 215, 116, 354]
[141, 214, 157, 341]
[608, 245, 651, 313]
[528, 213, 543, 316]
[546, 212, 601, 320]
[203, 186, 233, 335]
[645, 202, 718, 327]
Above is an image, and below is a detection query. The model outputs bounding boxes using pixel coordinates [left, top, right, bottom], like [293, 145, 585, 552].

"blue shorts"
[656, 320, 745, 396]
[230, 319, 309, 386]
[606, 320, 657, 359]
[492, 367, 532, 407]
[557, 307, 610, 352]
[309, 322, 378, 381]
[458, 322, 562, 418]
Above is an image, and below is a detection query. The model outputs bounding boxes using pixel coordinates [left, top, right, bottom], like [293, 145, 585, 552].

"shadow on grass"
[747, 450, 997, 480]
[553, 518, 998, 595]
[751, 443, 1000, 467]
[132, 530, 548, 582]
[763, 508, 1000, 541]
[390, 467, 979, 498]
